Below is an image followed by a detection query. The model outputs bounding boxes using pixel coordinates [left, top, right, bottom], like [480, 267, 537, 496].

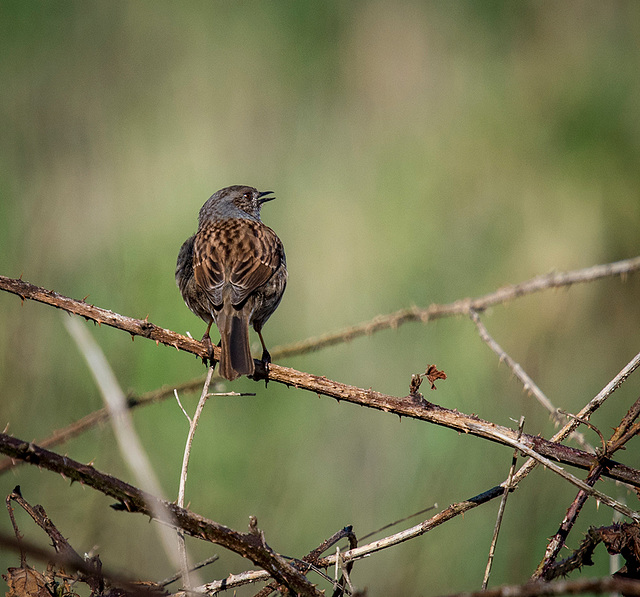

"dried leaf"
[3, 566, 52, 597]
[424, 365, 447, 390]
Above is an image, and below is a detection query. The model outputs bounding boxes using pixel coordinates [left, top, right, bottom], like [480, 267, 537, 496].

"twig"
[510, 349, 640, 488]
[486, 427, 639, 522]
[6, 487, 105, 593]
[159, 555, 219, 587]
[358, 503, 438, 542]
[1, 256, 638, 473]
[1, 365, 639, 489]
[190, 526, 358, 597]
[483, 416, 525, 589]
[0, 434, 322, 596]
[176, 367, 215, 589]
[174, 390, 192, 423]
[0, 529, 151, 597]
[437, 576, 640, 597]
[532, 395, 640, 580]
[556, 409, 604, 454]
[64, 315, 185, 574]
[469, 310, 590, 450]
[268, 255, 640, 358]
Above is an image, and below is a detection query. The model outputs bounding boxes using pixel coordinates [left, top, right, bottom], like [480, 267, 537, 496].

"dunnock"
[176, 185, 287, 380]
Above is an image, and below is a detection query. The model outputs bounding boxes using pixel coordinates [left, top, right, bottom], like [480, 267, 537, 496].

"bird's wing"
[193, 219, 283, 307]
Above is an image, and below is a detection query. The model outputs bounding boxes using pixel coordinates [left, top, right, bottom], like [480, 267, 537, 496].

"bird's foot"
[250, 349, 272, 385]
[200, 334, 216, 370]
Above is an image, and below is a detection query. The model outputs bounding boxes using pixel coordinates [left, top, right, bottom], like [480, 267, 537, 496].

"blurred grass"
[1, 1, 640, 595]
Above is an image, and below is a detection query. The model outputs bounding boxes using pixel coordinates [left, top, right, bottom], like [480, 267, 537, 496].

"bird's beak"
[257, 190, 275, 204]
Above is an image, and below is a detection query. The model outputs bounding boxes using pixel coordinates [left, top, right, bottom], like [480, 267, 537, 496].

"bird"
[175, 185, 287, 380]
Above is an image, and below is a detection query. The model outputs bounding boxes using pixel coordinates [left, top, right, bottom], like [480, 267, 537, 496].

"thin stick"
[269, 256, 640, 358]
[486, 428, 638, 521]
[63, 315, 185, 574]
[1, 255, 638, 472]
[532, 395, 640, 580]
[2, 256, 639, 363]
[510, 348, 640, 487]
[159, 555, 220, 587]
[482, 416, 525, 589]
[176, 367, 215, 589]
[437, 576, 640, 597]
[177, 367, 214, 511]
[469, 310, 590, 450]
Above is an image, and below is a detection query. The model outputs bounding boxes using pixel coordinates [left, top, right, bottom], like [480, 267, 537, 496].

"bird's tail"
[217, 309, 254, 381]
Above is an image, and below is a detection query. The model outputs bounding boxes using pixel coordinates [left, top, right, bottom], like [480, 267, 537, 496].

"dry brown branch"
[0, 379, 206, 475]
[188, 488, 505, 595]
[269, 255, 640, 358]
[542, 522, 640, 581]
[2, 255, 637, 472]
[0, 529, 153, 597]
[6, 487, 86, 574]
[5, 429, 632, 597]
[486, 429, 638, 521]
[0, 434, 322, 596]
[439, 576, 640, 597]
[1, 274, 639, 488]
[159, 555, 219, 587]
[3, 488, 160, 597]
[510, 349, 640, 488]
[65, 315, 187, 576]
[533, 396, 640, 580]
[483, 416, 525, 589]
[248, 526, 358, 597]
[469, 310, 590, 450]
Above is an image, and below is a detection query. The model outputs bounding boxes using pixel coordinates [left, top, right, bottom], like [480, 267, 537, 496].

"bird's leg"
[248, 329, 271, 384]
[257, 330, 271, 367]
[201, 321, 216, 368]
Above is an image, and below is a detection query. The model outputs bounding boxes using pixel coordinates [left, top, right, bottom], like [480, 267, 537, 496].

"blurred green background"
[1, 1, 640, 595]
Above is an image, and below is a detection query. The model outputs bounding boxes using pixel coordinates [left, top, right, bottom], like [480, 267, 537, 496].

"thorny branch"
[268, 255, 640, 358]
[469, 310, 590, 450]
[533, 396, 640, 580]
[1, 257, 640, 595]
[541, 522, 640, 581]
[439, 576, 640, 597]
[0, 435, 322, 597]
[1, 255, 638, 472]
[1, 275, 640, 487]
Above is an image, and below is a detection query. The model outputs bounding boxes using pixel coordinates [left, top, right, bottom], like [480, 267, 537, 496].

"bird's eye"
[243, 192, 251, 199]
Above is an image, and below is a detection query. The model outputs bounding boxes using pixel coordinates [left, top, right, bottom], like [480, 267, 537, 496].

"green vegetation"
[1, 2, 639, 594]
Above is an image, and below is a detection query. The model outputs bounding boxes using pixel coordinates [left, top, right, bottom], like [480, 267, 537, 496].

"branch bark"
[1, 275, 640, 488]
[0, 434, 322, 596]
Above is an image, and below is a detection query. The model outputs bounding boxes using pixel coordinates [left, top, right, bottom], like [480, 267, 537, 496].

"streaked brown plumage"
[176, 185, 287, 380]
